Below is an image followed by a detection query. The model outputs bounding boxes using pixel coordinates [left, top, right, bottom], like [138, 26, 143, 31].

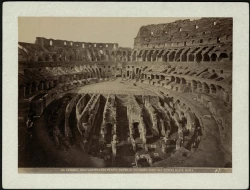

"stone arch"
[176, 77, 180, 84]
[116, 50, 122, 61]
[197, 81, 202, 92]
[162, 51, 169, 62]
[169, 51, 176, 62]
[127, 51, 132, 61]
[189, 54, 195, 62]
[175, 49, 183, 62]
[142, 50, 148, 61]
[218, 53, 229, 61]
[202, 82, 210, 93]
[93, 49, 100, 61]
[210, 84, 217, 94]
[147, 50, 154, 61]
[210, 53, 217, 61]
[203, 53, 210, 61]
[132, 51, 137, 61]
[196, 52, 202, 62]
[99, 49, 105, 61]
[152, 50, 159, 61]
[192, 80, 198, 91]
[181, 78, 186, 84]
[111, 51, 116, 61]
[171, 76, 175, 82]
[104, 50, 110, 61]
[122, 51, 127, 61]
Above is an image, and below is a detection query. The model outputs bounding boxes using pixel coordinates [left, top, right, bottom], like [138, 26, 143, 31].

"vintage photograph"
[18, 17, 232, 172]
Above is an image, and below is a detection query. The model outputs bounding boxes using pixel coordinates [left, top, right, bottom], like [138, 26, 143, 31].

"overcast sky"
[19, 17, 200, 48]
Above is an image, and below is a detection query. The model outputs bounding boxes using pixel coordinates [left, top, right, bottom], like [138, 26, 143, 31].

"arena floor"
[70, 78, 156, 95]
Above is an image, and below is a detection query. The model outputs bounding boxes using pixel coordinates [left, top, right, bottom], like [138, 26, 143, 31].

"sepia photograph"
[2, 2, 249, 189]
[18, 16, 232, 171]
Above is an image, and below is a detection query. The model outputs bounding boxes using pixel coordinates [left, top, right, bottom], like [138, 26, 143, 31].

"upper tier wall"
[35, 37, 119, 49]
[134, 18, 232, 49]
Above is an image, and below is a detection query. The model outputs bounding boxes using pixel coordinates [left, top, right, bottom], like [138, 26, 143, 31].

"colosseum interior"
[18, 17, 232, 168]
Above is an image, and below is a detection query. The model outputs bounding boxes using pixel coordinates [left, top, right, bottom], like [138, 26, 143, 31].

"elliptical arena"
[18, 18, 232, 168]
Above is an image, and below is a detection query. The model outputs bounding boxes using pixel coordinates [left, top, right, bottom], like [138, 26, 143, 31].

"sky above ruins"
[19, 17, 200, 48]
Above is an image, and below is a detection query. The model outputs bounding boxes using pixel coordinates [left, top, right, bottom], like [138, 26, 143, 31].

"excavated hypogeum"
[46, 93, 205, 168]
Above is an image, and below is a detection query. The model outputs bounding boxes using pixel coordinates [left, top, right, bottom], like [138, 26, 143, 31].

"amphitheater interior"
[18, 17, 232, 168]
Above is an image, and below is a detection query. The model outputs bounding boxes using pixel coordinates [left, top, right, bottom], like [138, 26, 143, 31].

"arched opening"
[210, 53, 217, 61]
[116, 51, 122, 61]
[175, 49, 183, 62]
[106, 123, 113, 144]
[199, 39, 203, 43]
[176, 77, 180, 84]
[184, 42, 187, 46]
[181, 78, 186, 84]
[169, 51, 176, 62]
[162, 51, 169, 62]
[111, 51, 115, 61]
[93, 49, 100, 61]
[203, 53, 210, 61]
[132, 51, 137, 61]
[127, 51, 132, 61]
[196, 52, 202, 62]
[202, 82, 210, 93]
[99, 50, 105, 61]
[104, 50, 110, 61]
[123, 51, 127, 61]
[142, 50, 148, 61]
[170, 76, 175, 82]
[147, 50, 154, 62]
[210, 84, 217, 94]
[50, 40, 53, 46]
[197, 81, 202, 92]
[133, 122, 140, 140]
[189, 54, 194, 62]
[192, 80, 197, 91]
[218, 53, 229, 61]
[52, 54, 57, 61]
[192, 40, 195, 44]
[82, 44, 85, 48]
[152, 50, 159, 61]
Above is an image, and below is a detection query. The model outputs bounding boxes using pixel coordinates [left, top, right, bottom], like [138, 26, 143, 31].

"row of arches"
[18, 66, 107, 99]
[132, 48, 232, 63]
[137, 72, 229, 101]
